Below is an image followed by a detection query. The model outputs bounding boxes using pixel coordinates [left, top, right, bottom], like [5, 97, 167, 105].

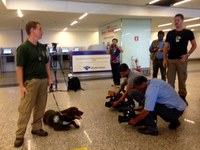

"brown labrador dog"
[43, 107, 83, 131]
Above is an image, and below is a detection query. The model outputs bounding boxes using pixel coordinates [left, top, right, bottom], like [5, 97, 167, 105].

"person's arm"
[112, 85, 132, 107]
[45, 63, 53, 86]
[129, 109, 150, 126]
[115, 79, 127, 95]
[16, 66, 27, 98]
[180, 39, 197, 62]
[106, 47, 111, 54]
[118, 46, 123, 53]
[150, 40, 159, 53]
[149, 42, 154, 53]
[163, 42, 169, 68]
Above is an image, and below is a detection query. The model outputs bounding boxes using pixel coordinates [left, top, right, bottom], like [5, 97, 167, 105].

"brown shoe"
[14, 138, 24, 147]
[31, 129, 48, 136]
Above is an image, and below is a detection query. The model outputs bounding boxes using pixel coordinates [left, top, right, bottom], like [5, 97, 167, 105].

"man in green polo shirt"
[14, 21, 53, 147]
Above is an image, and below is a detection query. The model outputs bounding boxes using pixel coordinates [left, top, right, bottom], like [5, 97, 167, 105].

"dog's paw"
[74, 124, 80, 129]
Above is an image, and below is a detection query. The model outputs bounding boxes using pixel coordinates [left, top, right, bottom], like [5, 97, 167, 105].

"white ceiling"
[63, 0, 200, 9]
[0, 0, 199, 32]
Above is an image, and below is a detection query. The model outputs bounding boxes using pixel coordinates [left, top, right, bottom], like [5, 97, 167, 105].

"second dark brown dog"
[43, 107, 83, 131]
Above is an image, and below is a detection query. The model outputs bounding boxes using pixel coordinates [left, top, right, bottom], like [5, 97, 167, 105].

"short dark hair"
[25, 21, 40, 35]
[175, 13, 184, 20]
[118, 63, 129, 72]
[158, 30, 164, 35]
[112, 38, 118, 43]
[133, 76, 148, 86]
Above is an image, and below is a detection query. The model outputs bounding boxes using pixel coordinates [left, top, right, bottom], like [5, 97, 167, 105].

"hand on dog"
[112, 101, 119, 107]
[128, 118, 136, 126]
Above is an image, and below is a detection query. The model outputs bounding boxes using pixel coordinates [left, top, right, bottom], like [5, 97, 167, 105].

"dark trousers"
[111, 63, 120, 85]
[153, 58, 166, 81]
[142, 103, 184, 127]
[128, 89, 145, 106]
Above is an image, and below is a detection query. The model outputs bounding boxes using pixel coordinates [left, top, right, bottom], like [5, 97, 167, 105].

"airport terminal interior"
[0, 0, 200, 150]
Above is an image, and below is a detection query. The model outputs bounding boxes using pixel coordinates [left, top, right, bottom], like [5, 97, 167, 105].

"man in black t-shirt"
[163, 14, 197, 105]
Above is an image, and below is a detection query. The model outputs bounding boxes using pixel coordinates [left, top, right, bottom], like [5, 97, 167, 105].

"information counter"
[70, 51, 112, 78]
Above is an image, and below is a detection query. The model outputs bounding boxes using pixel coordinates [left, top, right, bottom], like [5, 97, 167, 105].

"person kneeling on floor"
[128, 76, 187, 136]
[112, 63, 144, 109]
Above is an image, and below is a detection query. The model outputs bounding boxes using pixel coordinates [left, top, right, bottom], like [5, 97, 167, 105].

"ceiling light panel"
[158, 23, 172, 27]
[70, 21, 78, 26]
[173, 0, 191, 6]
[79, 13, 88, 20]
[17, 9, 23, 18]
[149, 0, 160, 5]
[184, 17, 200, 22]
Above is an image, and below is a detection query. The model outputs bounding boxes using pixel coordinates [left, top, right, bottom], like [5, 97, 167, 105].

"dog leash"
[49, 84, 62, 114]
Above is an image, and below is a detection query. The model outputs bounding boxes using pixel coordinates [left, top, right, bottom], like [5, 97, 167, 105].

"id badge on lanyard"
[176, 36, 181, 42]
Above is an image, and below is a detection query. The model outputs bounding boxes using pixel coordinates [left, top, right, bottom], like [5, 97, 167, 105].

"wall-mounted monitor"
[3, 48, 12, 55]
[62, 48, 69, 53]
[49, 47, 57, 53]
[74, 48, 80, 51]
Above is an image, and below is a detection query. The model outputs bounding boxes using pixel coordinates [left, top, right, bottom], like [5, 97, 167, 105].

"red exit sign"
[134, 36, 139, 41]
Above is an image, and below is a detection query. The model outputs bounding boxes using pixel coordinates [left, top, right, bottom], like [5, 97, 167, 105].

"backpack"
[67, 77, 82, 92]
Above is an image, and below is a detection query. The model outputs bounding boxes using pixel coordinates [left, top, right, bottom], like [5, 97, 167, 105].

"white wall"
[0, 29, 99, 49]
[121, 19, 151, 69]
[0, 30, 22, 48]
[40, 30, 99, 49]
[151, 31, 200, 59]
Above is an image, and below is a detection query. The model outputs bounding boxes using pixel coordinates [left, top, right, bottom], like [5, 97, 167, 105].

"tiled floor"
[0, 60, 200, 150]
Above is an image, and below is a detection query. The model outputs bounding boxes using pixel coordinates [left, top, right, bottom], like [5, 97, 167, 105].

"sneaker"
[138, 126, 158, 136]
[31, 129, 48, 136]
[168, 120, 181, 129]
[14, 138, 24, 147]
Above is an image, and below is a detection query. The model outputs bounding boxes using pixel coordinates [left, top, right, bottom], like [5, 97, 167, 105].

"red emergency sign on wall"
[134, 36, 139, 41]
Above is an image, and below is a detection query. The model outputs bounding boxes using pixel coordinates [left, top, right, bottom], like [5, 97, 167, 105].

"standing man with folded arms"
[149, 30, 166, 81]
[14, 21, 53, 147]
[163, 14, 197, 105]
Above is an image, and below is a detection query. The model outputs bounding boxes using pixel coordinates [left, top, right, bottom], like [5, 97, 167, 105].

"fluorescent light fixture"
[163, 28, 171, 32]
[63, 28, 68, 31]
[186, 24, 200, 28]
[114, 28, 121, 32]
[190, 29, 195, 31]
[184, 17, 200, 22]
[70, 21, 78, 26]
[2, 0, 6, 6]
[158, 23, 172, 27]
[173, 0, 191, 6]
[17, 9, 23, 18]
[149, 0, 160, 5]
[79, 13, 88, 20]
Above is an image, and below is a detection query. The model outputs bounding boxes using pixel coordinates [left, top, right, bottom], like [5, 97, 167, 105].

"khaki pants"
[16, 78, 48, 138]
[167, 59, 188, 97]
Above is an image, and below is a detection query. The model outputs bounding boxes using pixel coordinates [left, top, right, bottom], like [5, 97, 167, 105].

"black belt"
[155, 58, 163, 60]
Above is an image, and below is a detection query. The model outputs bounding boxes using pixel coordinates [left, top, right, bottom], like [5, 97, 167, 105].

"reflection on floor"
[0, 60, 200, 150]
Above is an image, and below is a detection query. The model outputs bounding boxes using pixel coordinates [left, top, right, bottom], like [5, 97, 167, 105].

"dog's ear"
[70, 108, 78, 115]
